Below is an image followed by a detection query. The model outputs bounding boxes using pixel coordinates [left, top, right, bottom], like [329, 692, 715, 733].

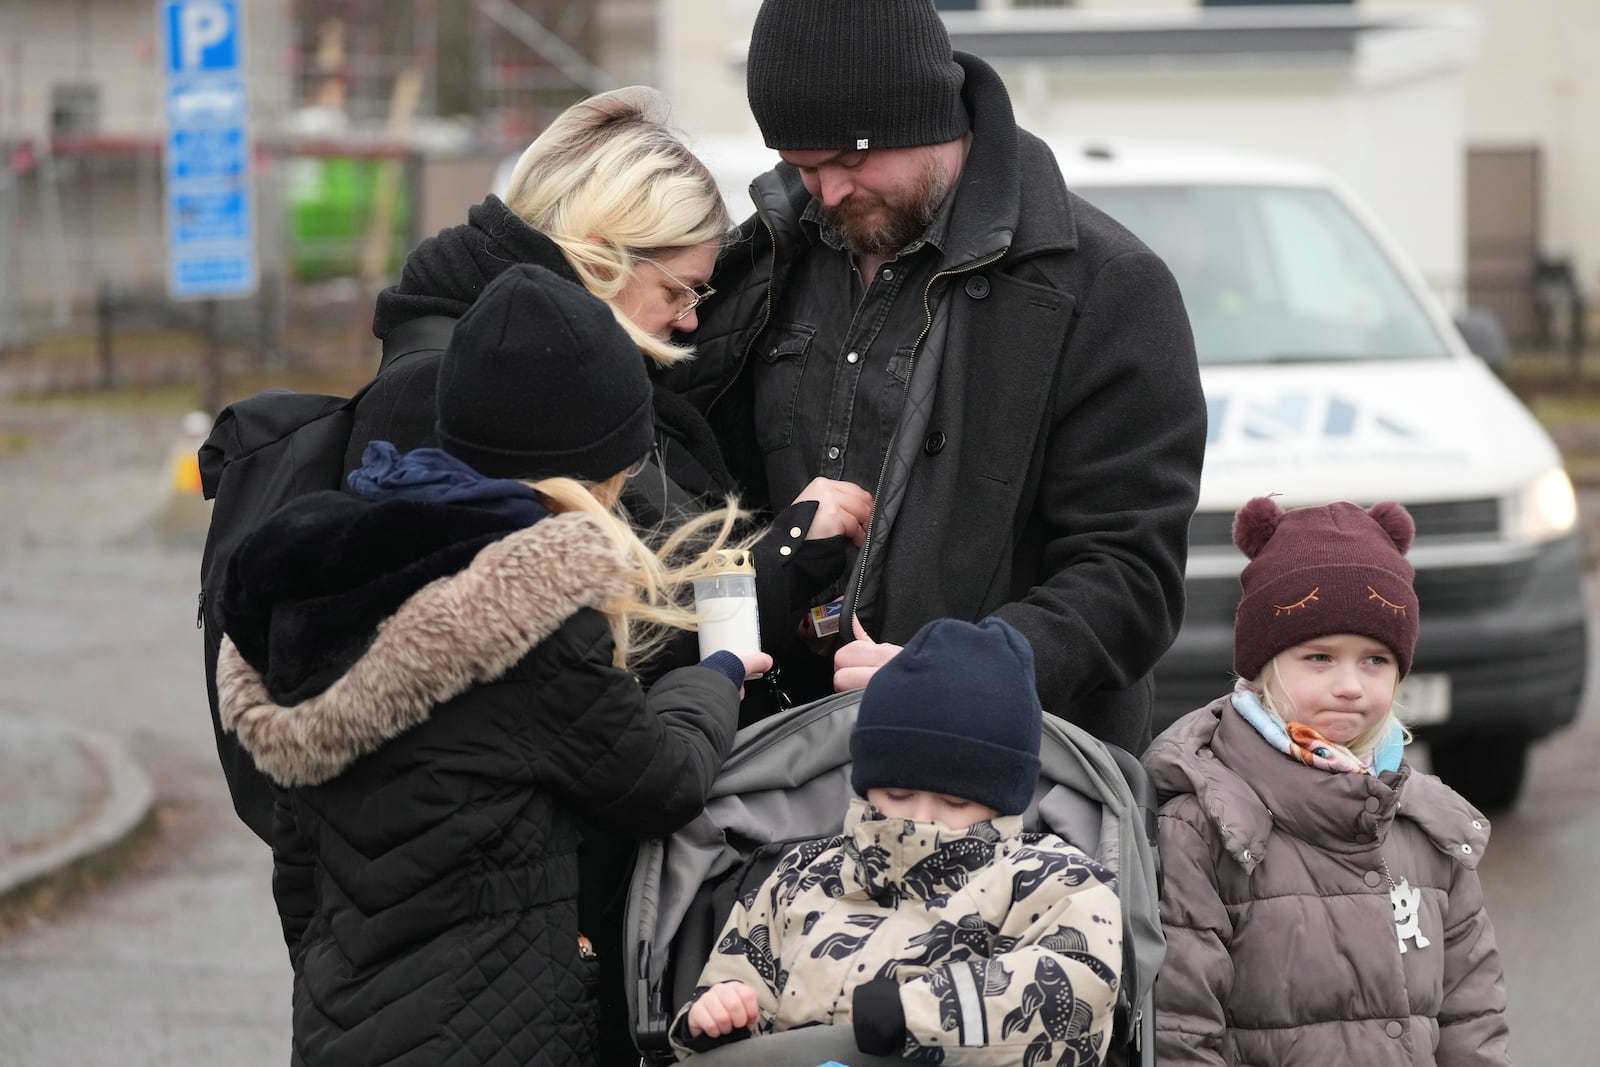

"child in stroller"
[625, 617, 1165, 1067]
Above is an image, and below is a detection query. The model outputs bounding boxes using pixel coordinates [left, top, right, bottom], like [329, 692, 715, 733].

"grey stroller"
[623, 691, 1164, 1067]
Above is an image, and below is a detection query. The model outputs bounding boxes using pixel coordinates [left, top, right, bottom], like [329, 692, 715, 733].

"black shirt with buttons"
[750, 190, 957, 514]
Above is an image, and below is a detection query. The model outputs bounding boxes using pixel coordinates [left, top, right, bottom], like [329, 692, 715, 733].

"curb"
[0, 717, 157, 919]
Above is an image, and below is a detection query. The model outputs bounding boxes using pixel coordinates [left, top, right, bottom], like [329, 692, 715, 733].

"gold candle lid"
[697, 549, 755, 577]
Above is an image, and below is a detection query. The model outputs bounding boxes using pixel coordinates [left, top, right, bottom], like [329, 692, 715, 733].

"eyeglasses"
[649, 259, 717, 323]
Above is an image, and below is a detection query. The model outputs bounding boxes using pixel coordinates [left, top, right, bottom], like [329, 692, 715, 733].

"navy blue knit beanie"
[852, 617, 1042, 816]
[435, 263, 654, 482]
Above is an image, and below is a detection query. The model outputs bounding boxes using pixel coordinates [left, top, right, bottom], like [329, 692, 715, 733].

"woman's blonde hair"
[502, 86, 732, 368]
[1255, 658, 1414, 759]
[529, 473, 754, 671]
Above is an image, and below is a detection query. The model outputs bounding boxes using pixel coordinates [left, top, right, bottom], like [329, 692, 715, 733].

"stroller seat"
[624, 691, 1163, 1067]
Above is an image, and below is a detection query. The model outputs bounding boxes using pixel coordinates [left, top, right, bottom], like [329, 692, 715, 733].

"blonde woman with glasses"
[355, 85, 730, 495]
[349, 84, 869, 684]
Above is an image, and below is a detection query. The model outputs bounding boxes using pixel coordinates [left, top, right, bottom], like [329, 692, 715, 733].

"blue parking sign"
[161, 0, 256, 300]
[169, 128, 248, 181]
[163, 0, 240, 76]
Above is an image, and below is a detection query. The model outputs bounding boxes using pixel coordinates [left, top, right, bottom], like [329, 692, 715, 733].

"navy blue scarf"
[347, 441, 548, 526]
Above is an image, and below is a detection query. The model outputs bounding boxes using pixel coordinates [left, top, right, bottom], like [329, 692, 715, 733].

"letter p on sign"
[163, 0, 239, 75]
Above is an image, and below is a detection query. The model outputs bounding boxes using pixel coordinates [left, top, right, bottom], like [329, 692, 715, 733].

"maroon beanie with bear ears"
[1232, 496, 1419, 680]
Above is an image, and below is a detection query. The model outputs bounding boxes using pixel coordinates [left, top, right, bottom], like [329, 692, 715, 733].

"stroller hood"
[624, 690, 1164, 1066]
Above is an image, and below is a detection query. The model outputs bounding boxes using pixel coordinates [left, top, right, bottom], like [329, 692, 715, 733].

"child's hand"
[736, 651, 773, 700]
[738, 650, 774, 680]
[686, 981, 760, 1038]
[833, 618, 904, 692]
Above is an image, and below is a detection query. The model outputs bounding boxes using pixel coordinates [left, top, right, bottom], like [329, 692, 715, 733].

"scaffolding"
[0, 0, 646, 372]
[282, 0, 622, 143]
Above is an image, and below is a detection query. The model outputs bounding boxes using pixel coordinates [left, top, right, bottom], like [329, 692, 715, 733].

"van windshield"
[1077, 184, 1452, 366]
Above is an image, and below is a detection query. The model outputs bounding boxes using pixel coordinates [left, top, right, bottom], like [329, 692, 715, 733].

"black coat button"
[965, 275, 990, 299]
[923, 431, 947, 455]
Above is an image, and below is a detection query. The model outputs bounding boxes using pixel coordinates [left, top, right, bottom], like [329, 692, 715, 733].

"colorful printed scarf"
[1231, 684, 1401, 775]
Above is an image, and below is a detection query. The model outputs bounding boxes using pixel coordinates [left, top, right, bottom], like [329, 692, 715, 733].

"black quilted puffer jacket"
[215, 490, 741, 1066]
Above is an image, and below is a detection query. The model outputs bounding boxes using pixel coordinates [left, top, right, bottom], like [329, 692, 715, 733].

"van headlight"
[1504, 467, 1579, 543]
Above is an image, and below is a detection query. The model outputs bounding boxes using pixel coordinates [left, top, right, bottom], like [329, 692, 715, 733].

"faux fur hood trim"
[217, 512, 632, 787]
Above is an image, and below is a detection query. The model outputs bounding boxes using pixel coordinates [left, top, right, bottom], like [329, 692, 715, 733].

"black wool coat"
[215, 491, 741, 1066]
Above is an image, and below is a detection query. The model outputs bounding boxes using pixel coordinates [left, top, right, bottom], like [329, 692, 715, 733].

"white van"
[502, 135, 1588, 810]
[1034, 139, 1586, 810]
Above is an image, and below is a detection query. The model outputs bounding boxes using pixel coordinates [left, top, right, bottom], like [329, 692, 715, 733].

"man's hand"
[833, 617, 904, 692]
[686, 981, 761, 1038]
[792, 478, 873, 546]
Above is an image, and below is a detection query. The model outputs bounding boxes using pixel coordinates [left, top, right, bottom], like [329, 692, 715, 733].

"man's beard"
[822, 155, 954, 258]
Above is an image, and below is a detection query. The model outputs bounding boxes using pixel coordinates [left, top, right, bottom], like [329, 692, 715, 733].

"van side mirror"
[1454, 307, 1510, 372]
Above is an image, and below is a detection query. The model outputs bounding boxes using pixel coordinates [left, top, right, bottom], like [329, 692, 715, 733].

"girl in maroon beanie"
[1141, 496, 1513, 1067]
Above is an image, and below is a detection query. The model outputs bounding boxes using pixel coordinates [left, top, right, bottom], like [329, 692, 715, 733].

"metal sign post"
[159, 0, 258, 412]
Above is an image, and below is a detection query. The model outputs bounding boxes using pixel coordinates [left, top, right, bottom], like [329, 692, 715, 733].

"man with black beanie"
[674, 0, 1207, 754]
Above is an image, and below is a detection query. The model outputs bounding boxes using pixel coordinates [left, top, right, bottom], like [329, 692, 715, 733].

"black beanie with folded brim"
[435, 263, 654, 483]
[746, 0, 970, 152]
[851, 617, 1042, 816]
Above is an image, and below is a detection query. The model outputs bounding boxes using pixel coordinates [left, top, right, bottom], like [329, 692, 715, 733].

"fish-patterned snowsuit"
[670, 797, 1123, 1066]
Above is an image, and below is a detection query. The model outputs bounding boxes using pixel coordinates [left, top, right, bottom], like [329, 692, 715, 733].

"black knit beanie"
[1232, 497, 1419, 680]
[746, 0, 970, 152]
[435, 263, 654, 482]
[852, 617, 1042, 816]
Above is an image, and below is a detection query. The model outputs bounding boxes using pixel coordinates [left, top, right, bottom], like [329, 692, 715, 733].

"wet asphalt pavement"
[0, 400, 1597, 1063]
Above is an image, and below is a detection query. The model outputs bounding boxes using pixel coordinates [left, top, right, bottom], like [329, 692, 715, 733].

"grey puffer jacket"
[1142, 695, 1512, 1067]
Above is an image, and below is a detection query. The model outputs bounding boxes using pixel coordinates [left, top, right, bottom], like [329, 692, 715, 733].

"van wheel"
[1426, 736, 1529, 812]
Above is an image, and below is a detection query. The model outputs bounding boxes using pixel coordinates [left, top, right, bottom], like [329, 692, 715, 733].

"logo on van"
[1206, 394, 1417, 446]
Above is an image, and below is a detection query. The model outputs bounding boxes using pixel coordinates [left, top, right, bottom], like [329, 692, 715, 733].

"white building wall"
[0, 0, 292, 139]
[1455, 0, 1599, 303]
[658, 0, 764, 144]
[4, 2, 159, 138]
[1009, 0, 1600, 303]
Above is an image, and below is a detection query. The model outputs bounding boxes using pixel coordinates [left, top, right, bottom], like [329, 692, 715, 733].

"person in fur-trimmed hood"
[1142, 497, 1513, 1067]
[215, 264, 772, 1067]
[669, 617, 1123, 1065]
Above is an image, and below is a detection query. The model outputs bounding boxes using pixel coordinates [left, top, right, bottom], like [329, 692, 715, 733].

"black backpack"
[197, 316, 455, 842]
